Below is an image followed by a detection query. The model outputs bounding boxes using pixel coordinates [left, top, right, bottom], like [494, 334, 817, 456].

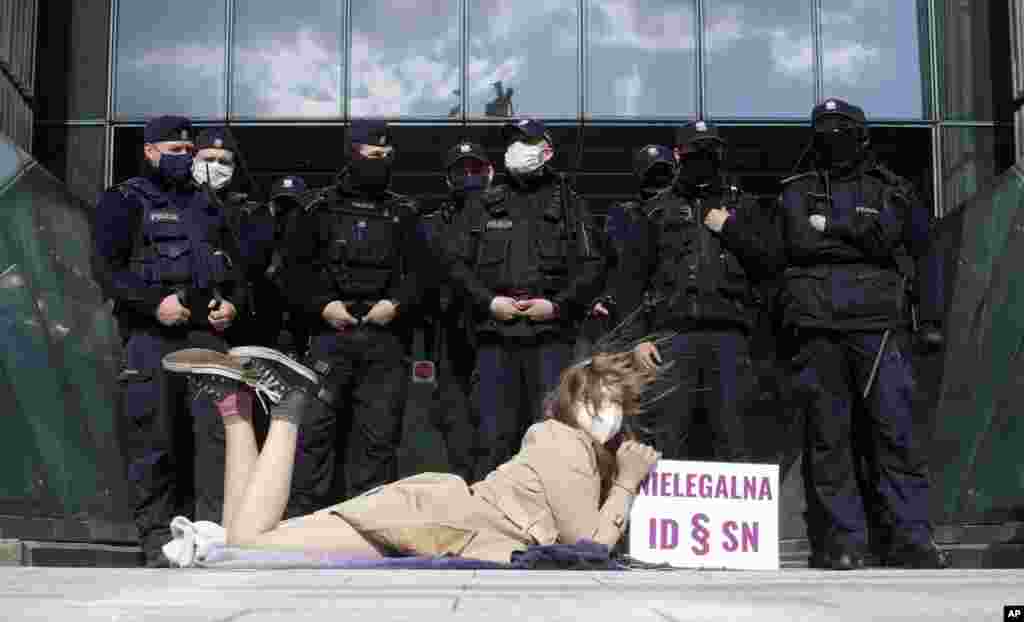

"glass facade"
[231, 0, 345, 119]
[111, 0, 937, 122]
[95, 0, 1013, 216]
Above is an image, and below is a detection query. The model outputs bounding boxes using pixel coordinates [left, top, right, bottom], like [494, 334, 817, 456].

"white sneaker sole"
[162, 349, 248, 383]
[227, 346, 320, 385]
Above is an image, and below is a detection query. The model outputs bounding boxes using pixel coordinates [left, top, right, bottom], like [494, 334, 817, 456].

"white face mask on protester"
[504, 141, 550, 175]
[192, 161, 234, 191]
[575, 386, 624, 444]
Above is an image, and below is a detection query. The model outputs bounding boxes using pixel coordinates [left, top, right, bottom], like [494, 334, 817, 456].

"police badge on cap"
[825, 100, 837, 111]
[460, 143, 471, 153]
[648, 146, 658, 157]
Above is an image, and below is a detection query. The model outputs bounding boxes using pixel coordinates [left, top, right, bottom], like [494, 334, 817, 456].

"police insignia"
[353, 220, 368, 241]
[825, 100, 837, 111]
[283, 178, 293, 188]
[151, 211, 180, 223]
[180, 129, 189, 140]
[214, 138, 223, 148]
[379, 135, 386, 145]
[460, 143, 471, 153]
[648, 146, 658, 157]
[486, 218, 513, 230]
[696, 121, 707, 132]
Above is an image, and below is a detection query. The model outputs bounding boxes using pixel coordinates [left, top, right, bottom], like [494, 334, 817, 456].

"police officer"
[286, 119, 423, 499]
[441, 119, 605, 481]
[190, 128, 277, 350]
[413, 140, 495, 482]
[265, 175, 313, 359]
[91, 116, 246, 566]
[605, 123, 779, 464]
[778, 98, 948, 570]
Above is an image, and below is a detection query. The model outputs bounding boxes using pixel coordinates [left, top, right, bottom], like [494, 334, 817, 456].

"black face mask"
[641, 162, 676, 192]
[814, 129, 864, 170]
[678, 149, 720, 187]
[349, 156, 393, 190]
[448, 167, 491, 196]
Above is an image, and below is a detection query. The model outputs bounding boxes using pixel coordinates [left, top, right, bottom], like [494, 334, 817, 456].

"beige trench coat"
[326, 419, 635, 563]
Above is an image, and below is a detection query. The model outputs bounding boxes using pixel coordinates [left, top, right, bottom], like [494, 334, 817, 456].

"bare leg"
[224, 391, 385, 557]
[215, 391, 258, 528]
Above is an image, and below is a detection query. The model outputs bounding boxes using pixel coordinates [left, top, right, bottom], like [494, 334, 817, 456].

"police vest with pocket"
[118, 177, 233, 293]
[464, 182, 592, 298]
[308, 189, 413, 301]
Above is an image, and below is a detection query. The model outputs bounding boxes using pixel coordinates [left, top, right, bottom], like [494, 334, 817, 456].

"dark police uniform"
[441, 120, 605, 481]
[778, 99, 945, 569]
[287, 120, 424, 500]
[91, 116, 246, 566]
[411, 141, 494, 482]
[611, 136, 780, 462]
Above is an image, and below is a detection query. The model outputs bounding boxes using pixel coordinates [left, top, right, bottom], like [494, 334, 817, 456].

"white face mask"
[504, 141, 549, 175]
[192, 161, 234, 191]
[575, 387, 624, 444]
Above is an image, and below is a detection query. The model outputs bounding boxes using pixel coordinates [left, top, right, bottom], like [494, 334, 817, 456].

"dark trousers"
[789, 329, 932, 553]
[648, 330, 754, 462]
[308, 324, 409, 500]
[473, 334, 572, 481]
[117, 328, 229, 560]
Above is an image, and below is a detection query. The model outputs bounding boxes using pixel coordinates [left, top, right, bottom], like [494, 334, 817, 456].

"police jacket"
[611, 182, 781, 338]
[286, 174, 424, 328]
[219, 192, 283, 347]
[441, 171, 606, 339]
[777, 159, 931, 332]
[91, 172, 247, 333]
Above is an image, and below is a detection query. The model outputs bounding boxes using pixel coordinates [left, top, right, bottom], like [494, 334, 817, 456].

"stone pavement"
[1, 567, 1022, 621]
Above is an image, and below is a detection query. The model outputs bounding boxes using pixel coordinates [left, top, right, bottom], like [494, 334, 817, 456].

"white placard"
[628, 460, 779, 570]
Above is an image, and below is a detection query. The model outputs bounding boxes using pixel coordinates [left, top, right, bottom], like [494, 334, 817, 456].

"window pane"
[938, 0, 1012, 121]
[350, 0, 460, 117]
[114, 0, 227, 119]
[231, 1, 344, 119]
[705, 1, 812, 118]
[588, 0, 696, 118]
[821, 0, 928, 119]
[469, 0, 578, 119]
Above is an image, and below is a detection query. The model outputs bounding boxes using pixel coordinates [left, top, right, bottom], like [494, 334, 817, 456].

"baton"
[862, 329, 890, 399]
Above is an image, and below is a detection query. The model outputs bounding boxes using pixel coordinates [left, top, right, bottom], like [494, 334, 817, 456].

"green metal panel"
[932, 163, 1024, 522]
[0, 135, 128, 522]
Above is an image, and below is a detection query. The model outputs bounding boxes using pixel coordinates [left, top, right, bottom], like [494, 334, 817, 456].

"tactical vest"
[466, 182, 590, 298]
[119, 177, 230, 293]
[310, 190, 407, 301]
[645, 188, 754, 331]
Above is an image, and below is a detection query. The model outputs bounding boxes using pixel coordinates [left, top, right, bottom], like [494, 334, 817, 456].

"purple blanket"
[198, 540, 625, 570]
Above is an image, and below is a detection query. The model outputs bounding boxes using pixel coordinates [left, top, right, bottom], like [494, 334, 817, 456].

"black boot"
[884, 542, 951, 569]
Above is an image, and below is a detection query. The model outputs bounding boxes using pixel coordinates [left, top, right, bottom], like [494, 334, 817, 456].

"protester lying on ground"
[161, 346, 664, 563]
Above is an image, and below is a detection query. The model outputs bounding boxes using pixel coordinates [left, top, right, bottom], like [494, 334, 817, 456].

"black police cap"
[349, 119, 391, 147]
[444, 141, 490, 170]
[812, 98, 866, 126]
[633, 144, 675, 178]
[194, 127, 237, 153]
[144, 115, 193, 144]
[502, 118, 554, 147]
[270, 175, 308, 200]
[675, 120, 726, 148]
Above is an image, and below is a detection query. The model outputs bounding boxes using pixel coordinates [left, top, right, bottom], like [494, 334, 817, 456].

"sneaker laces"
[239, 359, 289, 408]
[188, 375, 240, 404]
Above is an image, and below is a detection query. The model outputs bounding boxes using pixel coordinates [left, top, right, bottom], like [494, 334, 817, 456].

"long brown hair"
[542, 351, 659, 501]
